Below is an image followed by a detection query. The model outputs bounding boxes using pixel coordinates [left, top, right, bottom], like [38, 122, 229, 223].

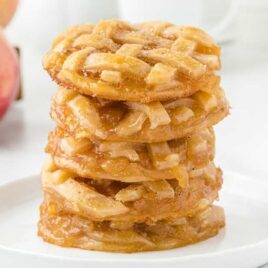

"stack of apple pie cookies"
[39, 20, 229, 253]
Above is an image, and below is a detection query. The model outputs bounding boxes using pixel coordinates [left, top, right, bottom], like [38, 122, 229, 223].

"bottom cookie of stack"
[39, 194, 224, 253]
[38, 159, 225, 252]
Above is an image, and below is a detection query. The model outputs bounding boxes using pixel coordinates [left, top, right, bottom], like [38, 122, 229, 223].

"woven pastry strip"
[43, 20, 221, 102]
[47, 127, 215, 183]
[39, 195, 225, 252]
[41, 159, 222, 222]
[50, 86, 229, 142]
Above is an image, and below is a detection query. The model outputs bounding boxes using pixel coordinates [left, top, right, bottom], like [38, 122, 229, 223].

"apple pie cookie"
[47, 127, 215, 182]
[41, 159, 222, 223]
[39, 194, 225, 253]
[50, 87, 228, 142]
[43, 20, 221, 103]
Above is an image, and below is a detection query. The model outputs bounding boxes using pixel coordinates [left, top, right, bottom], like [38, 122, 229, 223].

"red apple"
[0, 29, 19, 119]
[0, 0, 19, 27]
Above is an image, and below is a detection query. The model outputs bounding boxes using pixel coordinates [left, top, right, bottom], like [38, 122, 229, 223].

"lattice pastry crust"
[47, 127, 215, 183]
[38, 196, 225, 253]
[43, 20, 221, 102]
[50, 87, 229, 143]
[41, 159, 222, 222]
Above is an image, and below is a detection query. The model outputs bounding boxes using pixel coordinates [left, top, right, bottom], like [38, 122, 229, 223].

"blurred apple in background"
[0, 0, 18, 27]
[0, 29, 19, 119]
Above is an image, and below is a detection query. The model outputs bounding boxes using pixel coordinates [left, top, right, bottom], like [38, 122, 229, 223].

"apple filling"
[51, 86, 227, 142]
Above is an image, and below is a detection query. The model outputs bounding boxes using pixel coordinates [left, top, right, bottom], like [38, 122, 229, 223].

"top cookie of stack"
[44, 20, 221, 102]
[43, 20, 229, 143]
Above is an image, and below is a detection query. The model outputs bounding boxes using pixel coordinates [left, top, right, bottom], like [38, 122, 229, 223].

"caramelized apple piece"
[146, 102, 171, 129]
[195, 198, 210, 211]
[42, 158, 57, 173]
[203, 162, 217, 182]
[148, 142, 180, 170]
[189, 168, 204, 178]
[116, 44, 143, 57]
[42, 162, 74, 185]
[101, 158, 129, 176]
[148, 141, 171, 155]
[169, 217, 188, 226]
[193, 53, 220, 70]
[114, 30, 151, 45]
[48, 170, 74, 185]
[171, 106, 194, 125]
[179, 26, 217, 49]
[162, 25, 220, 54]
[171, 37, 196, 54]
[62, 47, 95, 72]
[84, 53, 151, 79]
[172, 164, 189, 188]
[100, 70, 122, 84]
[144, 180, 174, 199]
[128, 101, 171, 129]
[99, 142, 139, 161]
[115, 184, 145, 202]
[187, 134, 208, 165]
[146, 63, 177, 85]
[73, 34, 119, 52]
[90, 228, 154, 246]
[54, 87, 78, 105]
[141, 48, 206, 78]
[44, 176, 129, 218]
[197, 207, 213, 222]
[60, 136, 93, 156]
[163, 98, 195, 109]
[68, 95, 107, 139]
[193, 91, 218, 112]
[110, 221, 134, 230]
[115, 110, 147, 136]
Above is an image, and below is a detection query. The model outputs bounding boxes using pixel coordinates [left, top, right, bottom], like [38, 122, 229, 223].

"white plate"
[0, 171, 268, 268]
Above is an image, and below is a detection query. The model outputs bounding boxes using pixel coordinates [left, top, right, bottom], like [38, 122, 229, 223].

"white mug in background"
[118, 0, 238, 43]
[236, 0, 268, 48]
[6, 0, 67, 51]
[66, 0, 118, 26]
[6, 0, 119, 51]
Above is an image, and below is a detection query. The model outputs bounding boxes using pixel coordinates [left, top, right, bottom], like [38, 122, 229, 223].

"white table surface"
[0, 43, 268, 186]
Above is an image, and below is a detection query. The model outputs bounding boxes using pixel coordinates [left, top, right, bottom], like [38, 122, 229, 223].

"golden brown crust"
[38, 198, 225, 253]
[50, 87, 229, 143]
[43, 20, 221, 103]
[39, 20, 228, 253]
[46, 127, 215, 182]
[41, 159, 222, 222]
